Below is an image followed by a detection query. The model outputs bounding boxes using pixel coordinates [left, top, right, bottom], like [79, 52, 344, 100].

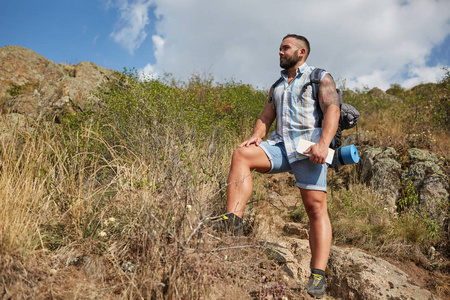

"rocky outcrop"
[0, 45, 119, 120]
[327, 245, 438, 300]
[261, 237, 439, 299]
[368, 87, 400, 102]
[252, 182, 444, 299]
[360, 147, 403, 210]
[359, 147, 449, 229]
[403, 149, 449, 227]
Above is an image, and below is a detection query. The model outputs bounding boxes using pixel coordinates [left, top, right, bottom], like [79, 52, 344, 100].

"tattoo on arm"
[318, 74, 340, 114]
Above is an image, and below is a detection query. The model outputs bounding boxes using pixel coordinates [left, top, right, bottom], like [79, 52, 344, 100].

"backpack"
[269, 68, 359, 149]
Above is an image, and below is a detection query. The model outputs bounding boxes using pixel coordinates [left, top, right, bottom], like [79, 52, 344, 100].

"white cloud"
[139, 35, 165, 80]
[110, 0, 153, 54]
[152, 35, 164, 59]
[140, 63, 158, 80]
[128, 0, 450, 90]
[401, 65, 447, 89]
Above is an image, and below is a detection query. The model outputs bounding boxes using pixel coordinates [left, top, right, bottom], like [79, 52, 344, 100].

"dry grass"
[0, 119, 270, 299]
[1, 75, 449, 299]
[0, 126, 53, 256]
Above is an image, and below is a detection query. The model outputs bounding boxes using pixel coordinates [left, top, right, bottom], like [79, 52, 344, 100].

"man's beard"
[280, 51, 300, 69]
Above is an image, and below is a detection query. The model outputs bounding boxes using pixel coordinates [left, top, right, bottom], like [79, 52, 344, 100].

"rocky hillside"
[249, 172, 442, 299]
[0, 45, 119, 120]
[0, 45, 448, 299]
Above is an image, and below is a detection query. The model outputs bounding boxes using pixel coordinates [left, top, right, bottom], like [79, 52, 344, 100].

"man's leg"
[226, 145, 271, 218]
[300, 189, 332, 272]
[300, 188, 331, 298]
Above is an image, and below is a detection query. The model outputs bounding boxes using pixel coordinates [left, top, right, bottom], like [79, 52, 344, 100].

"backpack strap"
[309, 68, 324, 101]
[300, 68, 324, 102]
[268, 77, 284, 110]
[299, 68, 326, 126]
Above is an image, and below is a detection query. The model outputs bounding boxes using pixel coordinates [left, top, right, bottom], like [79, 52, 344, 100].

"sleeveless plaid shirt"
[267, 63, 328, 163]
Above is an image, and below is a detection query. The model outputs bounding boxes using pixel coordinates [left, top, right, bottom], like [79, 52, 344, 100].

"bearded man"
[214, 34, 340, 298]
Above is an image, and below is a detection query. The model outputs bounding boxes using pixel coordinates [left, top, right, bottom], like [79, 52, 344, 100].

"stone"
[327, 246, 439, 300]
[419, 175, 449, 221]
[282, 223, 309, 239]
[407, 148, 439, 163]
[368, 87, 400, 102]
[402, 148, 449, 225]
[360, 147, 402, 209]
[263, 237, 440, 300]
[0, 45, 119, 120]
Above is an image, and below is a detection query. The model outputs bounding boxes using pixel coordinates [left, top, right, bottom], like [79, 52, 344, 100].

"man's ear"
[299, 48, 307, 56]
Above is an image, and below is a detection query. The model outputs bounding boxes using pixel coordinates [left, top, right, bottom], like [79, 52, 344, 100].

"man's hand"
[303, 141, 328, 164]
[239, 136, 262, 148]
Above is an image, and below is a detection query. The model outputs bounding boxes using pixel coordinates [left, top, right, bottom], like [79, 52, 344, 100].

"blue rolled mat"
[336, 144, 360, 166]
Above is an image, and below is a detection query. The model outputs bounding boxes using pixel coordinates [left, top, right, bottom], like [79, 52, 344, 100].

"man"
[214, 34, 340, 298]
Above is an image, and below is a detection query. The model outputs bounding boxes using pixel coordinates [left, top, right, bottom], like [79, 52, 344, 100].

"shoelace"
[312, 273, 323, 287]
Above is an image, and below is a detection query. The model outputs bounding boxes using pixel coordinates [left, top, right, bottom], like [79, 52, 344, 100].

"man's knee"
[231, 147, 248, 166]
[305, 203, 326, 220]
[301, 191, 328, 219]
[231, 146, 264, 167]
[230, 146, 271, 173]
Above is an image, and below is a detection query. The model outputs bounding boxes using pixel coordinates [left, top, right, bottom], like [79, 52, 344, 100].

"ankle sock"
[311, 268, 326, 277]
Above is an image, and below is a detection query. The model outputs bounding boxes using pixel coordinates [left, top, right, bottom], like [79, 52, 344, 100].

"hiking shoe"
[306, 269, 327, 299]
[210, 212, 243, 236]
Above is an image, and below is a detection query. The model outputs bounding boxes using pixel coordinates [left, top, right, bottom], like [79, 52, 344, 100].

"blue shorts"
[259, 141, 328, 192]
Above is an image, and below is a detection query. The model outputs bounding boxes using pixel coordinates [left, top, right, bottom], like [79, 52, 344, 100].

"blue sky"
[0, 1, 157, 70]
[1, 0, 449, 90]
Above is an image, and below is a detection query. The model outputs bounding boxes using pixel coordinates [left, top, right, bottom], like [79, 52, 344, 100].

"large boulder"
[0, 45, 118, 119]
[359, 147, 402, 209]
[327, 245, 438, 300]
[359, 146, 449, 230]
[402, 148, 449, 227]
[266, 238, 439, 299]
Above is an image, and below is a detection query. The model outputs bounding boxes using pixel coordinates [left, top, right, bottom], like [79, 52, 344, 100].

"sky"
[1, 0, 449, 91]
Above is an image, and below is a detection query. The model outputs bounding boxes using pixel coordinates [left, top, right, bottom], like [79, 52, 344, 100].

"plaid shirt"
[267, 63, 328, 163]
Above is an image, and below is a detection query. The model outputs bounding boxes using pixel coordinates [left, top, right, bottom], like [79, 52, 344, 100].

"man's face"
[279, 38, 301, 69]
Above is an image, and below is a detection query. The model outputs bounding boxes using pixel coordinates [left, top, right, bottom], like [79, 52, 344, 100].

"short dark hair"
[283, 34, 310, 59]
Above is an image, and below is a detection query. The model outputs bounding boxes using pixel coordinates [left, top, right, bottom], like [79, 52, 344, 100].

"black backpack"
[269, 68, 359, 149]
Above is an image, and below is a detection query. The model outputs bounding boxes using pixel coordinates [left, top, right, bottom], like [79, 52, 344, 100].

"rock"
[402, 148, 449, 225]
[407, 148, 440, 163]
[359, 148, 383, 182]
[0, 113, 28, 134]
[420, 175, 448, 212]
[59, 61, 118, 111]
[328, 246, 439, 300]
[262, 237, 440, 300]
[359, 146, 448, 229]
[283, 223, 309, 239]
[0, 113, 31, 143]
[0, 45, 118, 119]
[368, 87, 400, 102]
[264, 238, 311, 281]
[359, 147, 402, 209]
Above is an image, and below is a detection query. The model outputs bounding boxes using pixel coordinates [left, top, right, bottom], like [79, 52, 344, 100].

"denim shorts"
[259, 141, 328, 192]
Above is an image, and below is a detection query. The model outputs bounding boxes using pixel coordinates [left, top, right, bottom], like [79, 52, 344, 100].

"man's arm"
[240, 102, 276, 147]
[304, 73, 340, 164]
